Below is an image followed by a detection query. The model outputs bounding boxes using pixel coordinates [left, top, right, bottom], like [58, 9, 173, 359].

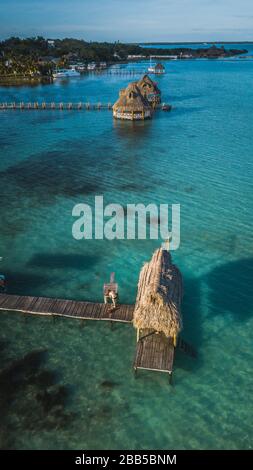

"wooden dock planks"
[0, 294, 134, 323]
[134, 331, 174, 374]
[0, 103, 113, 111]
[0, 102, 170, 112]
[0, 294, 176, 375]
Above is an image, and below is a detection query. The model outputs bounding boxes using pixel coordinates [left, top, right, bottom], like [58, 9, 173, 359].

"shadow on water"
[0, 347, 75, 449]
[204, 257, 253, 321]
[0, 145, 113, 206]
[4, 270, 50, 295]
[27, 253, 100, 271]
[0, 150, 100, 199]
[174, 276, 203, 374]
[0, 218, 26, 238]
[0, 340, 9, 364]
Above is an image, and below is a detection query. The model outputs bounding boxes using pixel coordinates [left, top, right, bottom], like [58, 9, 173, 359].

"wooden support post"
[169, 372, 173, 385]
[23, 312, 28, 322]
[137, 328, 140, 342]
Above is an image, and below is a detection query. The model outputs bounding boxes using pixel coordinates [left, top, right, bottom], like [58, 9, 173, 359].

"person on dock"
[103, 272, 119, 309]
[104, 289, 118, 308]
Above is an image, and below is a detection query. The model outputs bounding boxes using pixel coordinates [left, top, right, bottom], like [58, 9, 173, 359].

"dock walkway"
[0, 293, 194, 378]
[0, 102, 113, 111]
[0, 294, 134, 323]
[0, 102, 171, 112]
[134, 331, 174, 374]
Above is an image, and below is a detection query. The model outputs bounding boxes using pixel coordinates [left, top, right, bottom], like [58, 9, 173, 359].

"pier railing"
[0, 102, 113, 111]
[0, 102, 171, 111]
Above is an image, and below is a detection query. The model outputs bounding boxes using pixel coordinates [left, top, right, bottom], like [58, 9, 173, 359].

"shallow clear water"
[0, 60, 253, 449]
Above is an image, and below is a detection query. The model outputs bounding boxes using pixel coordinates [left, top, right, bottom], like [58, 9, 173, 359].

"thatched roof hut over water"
[137, 74, 161, 105]
[133, 248, 183, 339]
[154, 63, 165, 74]
[113, 82, 152, 120]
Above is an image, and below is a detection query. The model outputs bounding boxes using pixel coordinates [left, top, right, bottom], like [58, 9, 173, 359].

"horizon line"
[1, 36, 253, 44]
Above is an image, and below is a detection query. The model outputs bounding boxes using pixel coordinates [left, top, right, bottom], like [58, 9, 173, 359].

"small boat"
[75, 64, 86, 72]
[147, 58, 165, 75]
[87, 62, 97, 71]
[147, 65, 156, 73]
[53, 68, 80, 79]
[161, 103, 172, 111]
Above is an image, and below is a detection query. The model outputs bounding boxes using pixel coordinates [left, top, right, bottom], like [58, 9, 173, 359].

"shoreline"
[140, 40, 253, 45]
[0, 76, 52, 86]
[0, 54, 249, 87]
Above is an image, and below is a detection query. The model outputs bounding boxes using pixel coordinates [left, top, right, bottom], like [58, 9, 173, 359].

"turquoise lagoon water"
[0, 60, 253, 449]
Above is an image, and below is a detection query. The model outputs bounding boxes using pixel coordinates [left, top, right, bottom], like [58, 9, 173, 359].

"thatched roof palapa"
[133, 248, 183, 338]
[137, 74, 161, 97]
[113, 82, 152, 115]
[155, 63, 165, 70]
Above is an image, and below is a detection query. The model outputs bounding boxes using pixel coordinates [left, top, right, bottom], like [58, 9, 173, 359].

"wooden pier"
[0, 250, 196, 381]
[0, 294, 134, 323]
[134, 330, 174, 374]
[0, 102, 171, 112]
[84, 69, 147, 76]
[0, 102, 113, 111]
[0, 292, 195, 380]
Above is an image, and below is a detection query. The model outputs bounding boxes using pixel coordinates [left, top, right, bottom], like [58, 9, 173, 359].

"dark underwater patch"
[0, 348, 75, 449]
[0, 139, 120, 242]
[0, 218, 26, 238]
[173, 276, 202, 374]
[100, 380, 119, 389]
[27, 253, 100, 270]
[36, 384, 70, 413]
[205, 257, 253, 321]
[4, 270, 50, 295]
[119, 182, 150, 192]
[0, 147, 110, 206]
[0, 138, 12, 148]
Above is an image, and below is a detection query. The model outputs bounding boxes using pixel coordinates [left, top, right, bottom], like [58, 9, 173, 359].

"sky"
[0, 0, 253, 42]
